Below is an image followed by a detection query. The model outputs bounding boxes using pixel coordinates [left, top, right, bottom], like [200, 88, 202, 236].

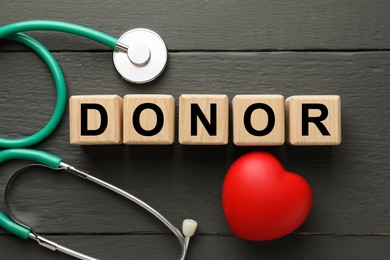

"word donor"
[69, 94, 341, 146]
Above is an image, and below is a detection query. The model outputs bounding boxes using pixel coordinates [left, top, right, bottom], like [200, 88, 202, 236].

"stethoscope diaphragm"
[113, 28, 168, 84]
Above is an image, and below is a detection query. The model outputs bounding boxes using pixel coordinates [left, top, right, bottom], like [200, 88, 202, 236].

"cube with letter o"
[123, 94, 175, 145]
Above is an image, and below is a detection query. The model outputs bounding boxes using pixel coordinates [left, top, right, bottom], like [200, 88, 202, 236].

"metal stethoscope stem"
[61, 162, 196, 260]
[4, 162, 197, 260]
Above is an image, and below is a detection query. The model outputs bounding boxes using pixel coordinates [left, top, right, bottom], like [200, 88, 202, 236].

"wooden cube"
[286, 95, 341, 145]
[123, 95, 175, 145]
[179, 94, 229, 145]
[233, 95, 285, 146]
[69, 95, 123, 145]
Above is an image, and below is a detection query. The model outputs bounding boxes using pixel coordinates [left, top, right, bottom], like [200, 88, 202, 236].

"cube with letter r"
[286, 95, 341, 145]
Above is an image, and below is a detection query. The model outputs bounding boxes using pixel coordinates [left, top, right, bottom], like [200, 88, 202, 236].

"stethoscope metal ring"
[113, 28, 168, 84]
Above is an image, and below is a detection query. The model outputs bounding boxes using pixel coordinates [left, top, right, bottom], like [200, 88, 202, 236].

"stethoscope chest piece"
[113, 28, 168, 84]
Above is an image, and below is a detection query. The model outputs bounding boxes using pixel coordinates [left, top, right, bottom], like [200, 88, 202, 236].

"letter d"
[80, 104, 108, 136]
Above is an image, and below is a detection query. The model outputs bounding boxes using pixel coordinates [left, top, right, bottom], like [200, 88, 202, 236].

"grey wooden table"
[1, 1, 390, 259]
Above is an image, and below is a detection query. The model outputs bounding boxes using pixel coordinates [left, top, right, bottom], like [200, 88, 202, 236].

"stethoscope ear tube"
[0, 212, 30, 239]
[0, 149, 62, 168]
[0, 20, 118, 148]
[0, 20, 118, 48]
[0, 32, 66, 148]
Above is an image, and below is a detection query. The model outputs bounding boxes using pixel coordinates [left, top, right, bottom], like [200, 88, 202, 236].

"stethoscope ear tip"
[182, 219, 198, 238]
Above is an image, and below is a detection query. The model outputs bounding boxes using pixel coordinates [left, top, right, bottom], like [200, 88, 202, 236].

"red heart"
[222, 152, 312, 241]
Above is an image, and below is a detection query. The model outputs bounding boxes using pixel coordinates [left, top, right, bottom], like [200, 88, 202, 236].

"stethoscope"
[0, 20, 197, 259]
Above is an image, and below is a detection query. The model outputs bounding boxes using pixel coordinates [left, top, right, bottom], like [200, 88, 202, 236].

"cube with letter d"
[69, 95, 123, 145]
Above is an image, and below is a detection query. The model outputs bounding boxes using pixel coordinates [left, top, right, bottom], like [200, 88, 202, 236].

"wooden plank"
[0, 51, 389, 236]
[0, 0, 390, 51]
[0, 234, 390, 259]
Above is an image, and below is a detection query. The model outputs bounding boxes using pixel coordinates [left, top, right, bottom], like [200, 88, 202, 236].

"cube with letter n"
[69, 95, 123, 145]
[179, 94, 229, 145]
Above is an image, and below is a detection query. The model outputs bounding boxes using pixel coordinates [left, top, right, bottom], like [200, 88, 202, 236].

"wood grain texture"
[179, 94, 229, 145]
[233, 95, 285, 146]
[123, 95, 175, 145]
[286, 95, 342, 145]
[0, 51, 389, 235]
[0, 0, 390, 51]
[0, 235, 390, 259]
[1, 47, 390, 259]
[69, 95, 123, 145]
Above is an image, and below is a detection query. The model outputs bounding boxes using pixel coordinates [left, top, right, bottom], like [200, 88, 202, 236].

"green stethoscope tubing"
[0, 211, 30, 239]
[0, 20, 118, 148]
[0, 150, 62, 239]
[0, 21, 194, 259]
[0, 21, 118, 239]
